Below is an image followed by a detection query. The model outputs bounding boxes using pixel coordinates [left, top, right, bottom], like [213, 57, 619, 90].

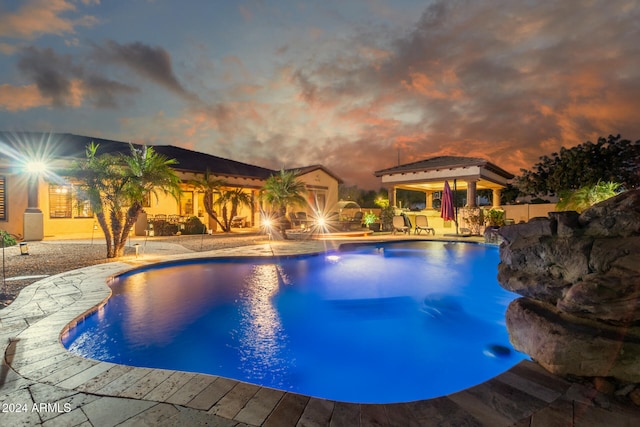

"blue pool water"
[62, 241, 525, 403]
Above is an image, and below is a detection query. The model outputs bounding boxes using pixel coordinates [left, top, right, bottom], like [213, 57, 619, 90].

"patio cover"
[373, 156, 514, 208]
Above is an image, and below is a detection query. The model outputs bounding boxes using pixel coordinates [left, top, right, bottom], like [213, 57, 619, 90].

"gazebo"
[374, 156, 514, 210]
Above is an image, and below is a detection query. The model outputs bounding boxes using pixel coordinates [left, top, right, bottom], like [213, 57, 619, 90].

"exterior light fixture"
[25, 160, 47, 174]
[19, 242, 29, 255]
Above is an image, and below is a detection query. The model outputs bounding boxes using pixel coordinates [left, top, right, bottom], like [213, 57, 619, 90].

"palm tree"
[188, 170, 228, 231]
[189, 172, 253, 232]
[216, 187, 253, 231]
[71, 142, 182, 258]
[260, 169, 307, 237]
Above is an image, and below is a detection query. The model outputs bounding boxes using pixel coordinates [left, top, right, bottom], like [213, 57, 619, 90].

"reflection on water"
[63, 241, 526, 403]
[236, 264, 288, 384]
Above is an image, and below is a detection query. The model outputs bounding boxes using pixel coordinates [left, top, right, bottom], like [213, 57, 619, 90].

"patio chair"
[231, 216, 246, 227]
[392, 215, 410, 235]
[414, 215, 435, 235]
[289, 212, 301, 228]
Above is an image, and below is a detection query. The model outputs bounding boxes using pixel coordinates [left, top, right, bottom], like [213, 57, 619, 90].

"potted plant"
[363, 210, 380, 231]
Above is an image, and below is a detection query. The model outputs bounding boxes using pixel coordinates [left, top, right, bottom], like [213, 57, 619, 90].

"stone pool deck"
[2, 237, 640, 426]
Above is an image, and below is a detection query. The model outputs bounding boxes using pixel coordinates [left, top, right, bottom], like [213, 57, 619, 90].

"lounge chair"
[392, 215, 410, 235]
[414, 215, 435, 235]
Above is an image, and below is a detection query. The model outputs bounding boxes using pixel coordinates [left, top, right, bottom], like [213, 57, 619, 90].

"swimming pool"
[62, 240, 525, 403]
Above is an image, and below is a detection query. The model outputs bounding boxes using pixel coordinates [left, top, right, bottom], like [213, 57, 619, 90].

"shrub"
[363, 211, 379, 226]
[556, 181, 622, 213]
[183, 216, 206, 234]
[483, 208, 506, 226]
[0, 231, 17, 247]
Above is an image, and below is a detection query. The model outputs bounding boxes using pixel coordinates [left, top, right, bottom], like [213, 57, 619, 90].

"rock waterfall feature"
[497, 189, 640, 384]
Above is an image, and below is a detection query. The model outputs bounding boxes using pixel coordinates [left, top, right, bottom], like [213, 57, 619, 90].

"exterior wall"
[500, 203, 556, 223]
[296, 169, 339, 216]
[2, 158, 340, 239]
[0, 170, 29, 238]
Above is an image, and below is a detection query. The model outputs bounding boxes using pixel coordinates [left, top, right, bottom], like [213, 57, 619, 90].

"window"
[197, 192, 205, 216]
[308, 190, 326, 212]
[74, 187, 93, 218]
[0, 175, 6, 220]
[181, 191, 194, 216]
[49, 185, 72, 218]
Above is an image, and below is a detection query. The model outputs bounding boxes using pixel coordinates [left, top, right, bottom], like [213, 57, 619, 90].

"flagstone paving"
[2, 237, 640, 426]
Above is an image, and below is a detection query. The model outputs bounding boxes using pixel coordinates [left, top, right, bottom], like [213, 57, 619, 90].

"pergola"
[374, 156, 514, 209]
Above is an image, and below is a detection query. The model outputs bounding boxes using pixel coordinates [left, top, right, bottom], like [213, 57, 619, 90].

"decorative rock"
[499, 189, 640, 383]
[615, 383, 636, 397]
[557, 274, 640, 323]
[483, 226, 502, 244]
[579, 189, 640, 237]
[549, 211, 581, 237]
[589, 236, 640, 274]
[505, 298, 640, 382]
[498, 216, 556, 243]
[630, 388, 640, 406]
[497, 266, 569, 304]
[593, 377, 616, 394]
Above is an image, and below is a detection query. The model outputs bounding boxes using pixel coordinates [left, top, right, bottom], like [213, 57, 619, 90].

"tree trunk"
[204, 192, 226, 231]
[222, 205, 230, 232]
[96, 212, 115, 258]
[113, 203, 143, 258]
[279, 205, 289, 239]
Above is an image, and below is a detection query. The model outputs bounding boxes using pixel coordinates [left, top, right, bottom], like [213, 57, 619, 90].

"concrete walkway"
[2, 238, 640, 426]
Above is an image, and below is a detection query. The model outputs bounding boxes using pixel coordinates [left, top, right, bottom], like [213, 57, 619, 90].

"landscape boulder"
[498, 189, 640, 382]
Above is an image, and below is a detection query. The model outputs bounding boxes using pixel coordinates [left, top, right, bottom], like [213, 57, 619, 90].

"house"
[0, 132, 341, 240]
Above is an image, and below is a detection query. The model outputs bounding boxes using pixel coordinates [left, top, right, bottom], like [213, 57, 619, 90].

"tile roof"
[0, 132, 275, 180]
[153, 145, 274, 179]
[373, 155, 514, 179]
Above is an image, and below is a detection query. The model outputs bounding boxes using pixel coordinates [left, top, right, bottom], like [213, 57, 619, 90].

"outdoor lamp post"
[23, 160, 46, 241]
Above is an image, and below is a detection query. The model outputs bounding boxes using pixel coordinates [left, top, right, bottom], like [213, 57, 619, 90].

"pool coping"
[1, 240, 629, 426]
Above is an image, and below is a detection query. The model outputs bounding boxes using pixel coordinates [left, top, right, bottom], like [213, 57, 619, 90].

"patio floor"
[2, 237, 640, 426]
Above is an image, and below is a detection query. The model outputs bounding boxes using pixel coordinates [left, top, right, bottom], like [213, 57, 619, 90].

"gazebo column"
[387, 185, 396, 207]
[425, 191, 433, 210]
[492, 188, 502, 207]
[466, 180, 477, 207]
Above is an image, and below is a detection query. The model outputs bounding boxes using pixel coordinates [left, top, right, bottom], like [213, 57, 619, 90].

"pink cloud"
[0, 0, 98, 40]
[0, 84, 49, 111]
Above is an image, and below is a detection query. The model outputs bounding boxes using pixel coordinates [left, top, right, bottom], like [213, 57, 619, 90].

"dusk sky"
[1, 0, 639, 189]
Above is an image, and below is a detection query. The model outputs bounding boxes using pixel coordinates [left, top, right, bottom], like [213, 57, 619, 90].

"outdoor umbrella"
[440, 180, 458, 234]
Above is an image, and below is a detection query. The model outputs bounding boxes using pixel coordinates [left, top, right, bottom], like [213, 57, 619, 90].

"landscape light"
[20, 242, 29, 255]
